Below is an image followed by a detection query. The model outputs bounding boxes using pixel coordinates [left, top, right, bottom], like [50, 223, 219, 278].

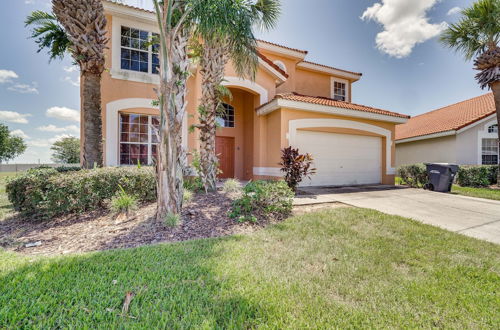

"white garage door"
[295, 130, 382, 187]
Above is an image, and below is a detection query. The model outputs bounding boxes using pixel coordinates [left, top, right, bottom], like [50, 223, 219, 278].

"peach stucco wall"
[99, 12, 397, 185]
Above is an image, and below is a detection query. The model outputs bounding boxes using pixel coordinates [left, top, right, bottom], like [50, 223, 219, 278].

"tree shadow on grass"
[0, 236, 267, 328]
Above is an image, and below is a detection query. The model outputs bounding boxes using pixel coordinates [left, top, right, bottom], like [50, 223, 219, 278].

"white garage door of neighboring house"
[295, 130, 382, 187]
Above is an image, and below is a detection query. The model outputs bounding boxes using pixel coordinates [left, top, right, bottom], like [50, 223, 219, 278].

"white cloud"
[447, 7, 461, 16]
[46, 106, 80, 122]
[63, 66, 78, 73]
[10, 129, 30, 140]
[0, 110, 31, 124]
[28, 134, 75, 148]
[62, 76, 80, 87]
[38, 124, 80, 134]
[0, 70, 18, 84]
[361, 0, 447, 58]
[25, 0, 36, 4]
[7, 82, 39, 94]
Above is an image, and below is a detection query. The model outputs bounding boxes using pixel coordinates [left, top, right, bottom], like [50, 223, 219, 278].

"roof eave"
[395, 130, 456, 144]
[257, 98, 409, 124]
[297, 61, 362, 81]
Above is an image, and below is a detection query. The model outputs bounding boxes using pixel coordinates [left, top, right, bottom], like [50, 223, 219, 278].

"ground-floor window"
[119, 113, 159, 165]
[482, 138, 499, 165]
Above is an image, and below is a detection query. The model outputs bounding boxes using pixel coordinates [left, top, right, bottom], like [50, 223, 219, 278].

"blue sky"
[0, 0, 483, 163]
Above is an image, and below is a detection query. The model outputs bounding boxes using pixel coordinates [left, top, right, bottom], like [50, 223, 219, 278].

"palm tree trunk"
[81, 71, 103, 168]
[491, 81, 500, 186]
[199, 42, 228, 191]
[154, 0, 188, 221]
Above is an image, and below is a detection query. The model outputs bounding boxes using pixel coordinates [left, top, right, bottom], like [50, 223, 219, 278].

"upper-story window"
[216, 103, 235, 128]
[488, 124, 498, 133]
[120, 26, 159, 74]
[333, 81, 346, 101]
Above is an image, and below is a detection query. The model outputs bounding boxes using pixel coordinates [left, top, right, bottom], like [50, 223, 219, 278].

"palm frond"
[440, 0, 500, 60]
[25, 10, 71, 61]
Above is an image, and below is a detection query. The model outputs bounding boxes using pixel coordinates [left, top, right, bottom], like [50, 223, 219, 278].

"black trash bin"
[423, 163, 459, 192]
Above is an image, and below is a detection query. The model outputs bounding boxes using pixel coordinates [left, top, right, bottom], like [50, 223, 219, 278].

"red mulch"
[0, 192, 274, 256]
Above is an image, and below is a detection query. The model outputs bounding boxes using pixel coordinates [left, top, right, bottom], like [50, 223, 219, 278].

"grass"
[452, 184, 500, 201]
[1, 208, 499, 328]
[0, 172, 17, 220]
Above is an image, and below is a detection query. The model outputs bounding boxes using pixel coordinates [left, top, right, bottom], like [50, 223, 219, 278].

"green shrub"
[230, 180, 294, 223]
[110, 186, 138, 214]
[183, 176, 203, 192]
[34, 165, 81, 173]
[222, 179, 242, 194]
[165, 212, 180, 227]
[7, 167, 156, 219]
[457, 166, 496, 187]
[397, 164, 428, 187]
[183, 189, 194, 204]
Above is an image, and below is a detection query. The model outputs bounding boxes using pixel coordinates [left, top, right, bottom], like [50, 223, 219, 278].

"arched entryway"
[215, 85, 261, 180]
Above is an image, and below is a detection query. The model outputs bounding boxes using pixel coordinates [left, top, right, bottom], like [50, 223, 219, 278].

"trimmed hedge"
[457, 165, 497, 187]
[398, 164, 498, 188]
[7, 167, 156, 218]
[397, 164, 427, 187]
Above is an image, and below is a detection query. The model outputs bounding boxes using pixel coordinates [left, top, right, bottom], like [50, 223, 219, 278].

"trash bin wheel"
[423, 183, 434, 191]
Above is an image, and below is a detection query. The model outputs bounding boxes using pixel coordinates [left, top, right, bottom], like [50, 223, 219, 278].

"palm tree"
[195, 0, 281, 191]
[152, 0, 196, 220]
[440, 0, 500, 179]
[25, 0, 108, 169]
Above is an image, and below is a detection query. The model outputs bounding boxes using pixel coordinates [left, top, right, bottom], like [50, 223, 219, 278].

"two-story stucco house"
[98, 0, 409, 186]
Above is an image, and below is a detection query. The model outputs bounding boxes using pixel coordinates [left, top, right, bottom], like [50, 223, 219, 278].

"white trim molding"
[288, 118, 395, 175]
[457, 113, 496, 134]
[257, 98, 408, 124]
[258, 58, 287, 83]
[222, 77, 268, 105]
[297, 61, 362, 81]
[103, 0, 155, 23]
[395, 130, 456, 144]
[256, 40, 307, 60]
[105, 98, 188, 166]
[253, 167, 282, 177]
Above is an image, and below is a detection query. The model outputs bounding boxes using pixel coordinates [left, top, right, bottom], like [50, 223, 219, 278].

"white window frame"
[488, 124, 498, 133]
[331, 77, 349, 102]
[111, 16, 160, 84]
[119, 113, 159, 166]
[481, 138, 499, 165]
[476, 116, 498, 165]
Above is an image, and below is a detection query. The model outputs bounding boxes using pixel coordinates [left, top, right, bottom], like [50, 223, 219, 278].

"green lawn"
[452, 184, 500, 201]
[1, 208, 499, 328]
[0, 172, 16, 220]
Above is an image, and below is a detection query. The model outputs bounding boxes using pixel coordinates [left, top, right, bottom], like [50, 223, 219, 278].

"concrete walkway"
[295, 185, 500, 244]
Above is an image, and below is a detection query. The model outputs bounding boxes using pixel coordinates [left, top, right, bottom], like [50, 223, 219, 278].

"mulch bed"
[0, 192, 274, 256]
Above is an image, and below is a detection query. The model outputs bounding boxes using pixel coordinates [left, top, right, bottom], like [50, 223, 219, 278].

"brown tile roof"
[259, 92, 409, 119]
[257, 40, 308, 54]
[258, 52, 289, 78]
[300, 61, 362, 77]
[395, 93, 495, 141]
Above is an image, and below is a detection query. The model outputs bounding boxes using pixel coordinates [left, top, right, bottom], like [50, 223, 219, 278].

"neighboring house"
[98, 0, 409, 186]
[395, 93, 497, 166]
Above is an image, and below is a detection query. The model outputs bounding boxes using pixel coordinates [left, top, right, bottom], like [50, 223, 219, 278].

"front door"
[215, 136, 235, 178]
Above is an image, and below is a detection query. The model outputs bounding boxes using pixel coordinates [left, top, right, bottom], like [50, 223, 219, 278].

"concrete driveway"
[295, 185, 500, 244]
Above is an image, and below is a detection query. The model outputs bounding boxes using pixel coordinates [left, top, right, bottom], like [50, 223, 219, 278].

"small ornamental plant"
[279, 147, 316, 192]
